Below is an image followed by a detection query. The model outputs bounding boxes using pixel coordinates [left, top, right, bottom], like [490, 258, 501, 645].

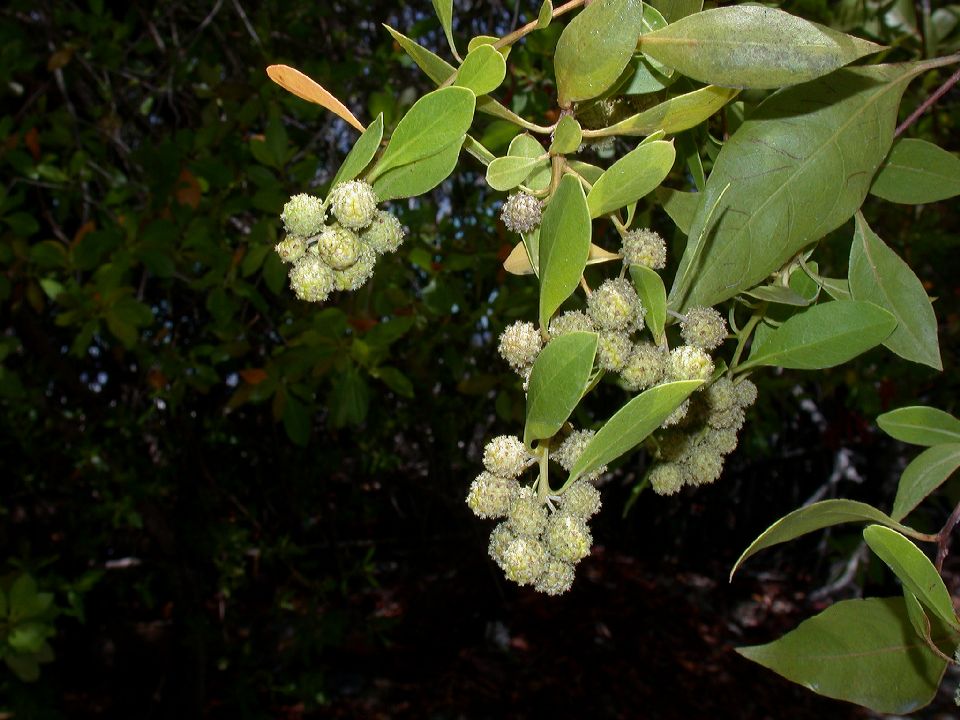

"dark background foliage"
[1, 0, 958, 717]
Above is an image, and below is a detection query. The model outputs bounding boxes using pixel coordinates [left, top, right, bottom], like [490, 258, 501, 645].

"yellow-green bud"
[275, 236, 307, 264]
[466, 471, 520, 519]
[544, 513, 592, 563]
[734, 378, 758, 408]
[649, 463, 684, 496]
[360, 210, 405, 254]
[597, 331, 632, 372]
[281, 193, 326, 237]
[332, 244, 376, 291]
[681, 306, 727, 351]
[560, 480, 601, 519]
[317, 224, 362, 270]
[705, 428, 739, 455]
[684, 447, 724, 486]
[548, 310, 594, 337]
[706, 377, 736, 413]
[329, 180, 378, 229]
[288, 254, 335, 303]
[500, 192, 542, 233]
[554, 429, 606, 481]
[619, 342, 666, 392]
[660, 399, 690, 428]
[587, 278, 644, 332]
[498, 321, 542, 370]
[500, 535, 547, 585]
[708, 406, 746, 430]
[622, 229, 666, 270]
[507, 487, 548, 537]
[534, 558, 575, 596]
[669, 345, 714, 383]
[488, 522, 515, 568]
[483, 435, 531, 479]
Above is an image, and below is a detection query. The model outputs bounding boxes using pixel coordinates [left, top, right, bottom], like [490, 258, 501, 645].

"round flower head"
[649, 462, 684, 496]
[288, 254, 335, 303]
[619, 342, 666, 392]
[660, 399, 690, 428]
[549, 310, 594, 338]
[560, 480, 601, 519]
[669, 345, 714, 383]
[705, 428, 739, 456]
[329, 180, 378, 230]
[681, 306, 727, 351]
[622, 229, 667, 270]
[361, 210, 405, 254]
[587, 278, 644, 332]
[483, 435, 531, 479]
[683, 447, 724, 486]
[317, 224, 362, 270]
[706, 377, 736, 413]
[534, 558, 575, 596]
[544, 513, 592, 563]
[498, 321, 542, 370]
[734, 378, 758, 408]
[597, 331, 632, 372]
[507, 487, 548, 537]
[708, 406, 746, 431]
[488, 522, 515, 568]
[553, 429, 592, 471]
[500, 192, 542, 233]
[332, 243, 377, 291]
[275, 235, 307, 264]
[466, 471, 520, 519]
[281, 193, 326, 237]
[500, 535, 547, 585]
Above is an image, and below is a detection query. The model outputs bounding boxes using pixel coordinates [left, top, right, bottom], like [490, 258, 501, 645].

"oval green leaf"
[731, 499, 917, 579]
[737, 597, 948, 715]
[537, 0, 553, 29]
[524, 331, 598, 446]
[554, 0, 645, 105]
[864, 525, 960, 631]
[383, 25, 454, 84]
[369, 87, 475, 180]
[510, 134, 551, 192]
[639, 6, 883, 89]
[538, 174, 592, 328]
[372, 138, 463, 201]
[455, 44, 506, 96]
[741, 301, 896, 371]
[892, 444, 960, 522]
[586, 140, 676, 218]
[486, 155, 545, 192]
[550, 115, 582, 156]
[568, 380, 701, 484]
[878, 406, 960, 447]
[331, 113, 385, 188]
[870, 138, 960, 204]
[431, 0, 458, 59]
[656, 187, 698, 235]
[629, 265, 667, 344]
[588, 85, 738, 138]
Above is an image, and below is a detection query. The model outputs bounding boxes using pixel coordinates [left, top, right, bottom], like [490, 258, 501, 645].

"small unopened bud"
[500, 535, 547, 585]
[544, 513, 592, 563]
[483, 435, 531, 479]
[498, 321, 543, 370]
[649, 463, 684, 496]
[553, 429, 605, 481]
[275, 236, 307, 264]
[466, 471, 520, 519]
[704, 428, 739, 455]
[317, 224, 362, 270]
[548, 310, 594, 337]
[681, 306, 727, 351]
[619, 342, 666, 392]
[560, 480, 601, 519]
[734, 378, 758, 408]
[507, 487, 548, 537]
[500, 192, 542, 233]
[597, 331, 632, 372]
[708, 406, 746, 431]
[706, 377, 736, 413]
[622, 229, 666, 270]
[660, 399, 690, 428]
[329, 180, 378, 230]
[684, 447, 724, 486]
[360, 210, 406, 254]
[288, 254, 335, 303]
[332, 244, 377, 291]
[488, 522, 515, 568]
[587, 278, 644, 332]
[669, 345, 714, 383]
[534, 558, 575, 596]
[281, 194, 326, 237]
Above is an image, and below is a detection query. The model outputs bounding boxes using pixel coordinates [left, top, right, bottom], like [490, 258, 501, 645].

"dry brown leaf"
[504, 241, 620, 276]
[266, 64, 365, 132]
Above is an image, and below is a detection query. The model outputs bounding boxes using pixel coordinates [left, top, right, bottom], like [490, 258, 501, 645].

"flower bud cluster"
[621, 229, 667, 270]
[500, 192, 543, 233]
[276, 182, 406, 303]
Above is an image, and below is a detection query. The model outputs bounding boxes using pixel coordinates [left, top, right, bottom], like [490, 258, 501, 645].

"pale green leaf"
[650, 0, 702, 23]
[743, 285, 813, 307]
[455, 44, 506, 96]
[587, 140, 676, 218]
[555, 0, 645, 105]
[538, 175, 592, 328]
[892, 444, 960, 521]
[8, 622, 52, 654]
[467, 35, 511, 60]
[384, 25, 453, 83]
[567, 160, 603, 186]
[568, 380, 701, 482]
[486, 155, 546, 191]
[820, 276, 851, 301]
[737, 598, 947, 715]
[331, 114, 384, 188]
[431, 0, 458, 60]
[524, 332, 598, 446]
[550, 116, 582, 155]
[870, 138, 960, 204]
[656, 187, 698, 235]
[640, 6, 884, 89]
[590, 85, 738, 138]
[509, 133, 551, 192]
[849, 212, 942, 369]
[878, 406, 960, 446]
[630, 265, 667, 343]
[537, 0, 553, 29]
[372, 138, 463, 201]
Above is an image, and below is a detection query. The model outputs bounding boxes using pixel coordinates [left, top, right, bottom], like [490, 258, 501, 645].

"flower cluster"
[500, 191, 543, 233]
[276, 181, 406, 303]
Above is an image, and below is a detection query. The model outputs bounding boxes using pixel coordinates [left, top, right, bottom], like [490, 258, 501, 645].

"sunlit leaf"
[266, 64, 365, 132]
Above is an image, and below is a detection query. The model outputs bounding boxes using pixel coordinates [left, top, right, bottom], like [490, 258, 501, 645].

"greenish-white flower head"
[488, 522, 515, 568]
[660, 399, 690, 428]
[560, 480, 601, 519]
[317, 224, 362, 270]
[683, 446, 724, 486]
[500, 192, 542, 233]
[734, 378, 758, 408]
[649, 463, 684, 496]
[708, 406, 746, 431]
[619, 342, 667, 392]
[332, 243, 376, 291]
[554, 429, 606, 481]
[507, 487, 548, 538]
[288, 254, 335, 303]
[534, 558, 575, 596]
[466, 471, 520, 519]
[669, 345, 714, 383]
[704, 428, 739, 456]
[548, 310, 594, 338]
[544, 513, 592, 563]
[329, 180, 378, 230]
[281, 193, 326, 237]
[597, 331, 632, 372]
[622, 229, 667, 270]
[498, 320, 543, 370]
[275, 235, 307, 264]
[500, 535, 547, 585]
[681, 306, 727, 351]
[587, 278, 644, 332]
[483, 435, 531, 479]
[706, 377, 736, 413]
[360, 210, 405, 254]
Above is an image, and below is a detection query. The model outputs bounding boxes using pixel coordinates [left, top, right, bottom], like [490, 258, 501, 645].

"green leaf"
[863, 525, 960, 631]
[849, 213, 941, 369]
[455, 44, 506, 96]
[368, 87, 475, 180]
[537, 0, 553, 29]
[6, 654, 41, 683]
[331, 114, 384, 188]
[870, 138, 960, 204]
[586, 140, 676, 218]
[892, 444, 960, 521]
[640, 6, 883, 89]
[878, 406, 960, 446]
[742, 285, 812, 307]
[384, 25, 453, 84]
[591, 85, 738, 138]
[550, 116, 582, 156]
[656, 187, 698, 235]
[569, 380, 701, 482]
[372, 138, 463, 201]
[8, 622, 52, 654]
[670, 62, 936, 311]
[282, 394, 310, 447]
[538, 175, 592, 328]
[371, 366, 415, 398]
[467, 35, 511, 61]
[431, 0, 458, 59]
[630, 265, 667, 344]
[650, 0, 702, 23]
[741, 301, 896, 371]
[820, 276, 851, 301]
[509, 134, 551, 192]
[731, 499, 918, 579]
[737, 598, 947, 715]
[524, 332, 598, 446]
[486, 155, 545, 192]
[329, 367, 370, 428]
[555, 0, 645, 105]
